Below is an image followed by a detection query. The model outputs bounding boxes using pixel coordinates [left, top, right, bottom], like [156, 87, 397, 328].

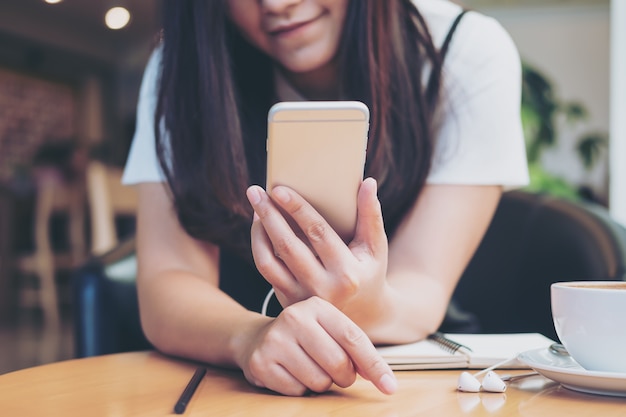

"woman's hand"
[235, 296, 397, 396]
[247, 178, 390, 326]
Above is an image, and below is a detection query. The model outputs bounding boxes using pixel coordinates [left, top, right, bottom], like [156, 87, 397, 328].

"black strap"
[440, 10, 469, 62]
[425, 9, 469, 104]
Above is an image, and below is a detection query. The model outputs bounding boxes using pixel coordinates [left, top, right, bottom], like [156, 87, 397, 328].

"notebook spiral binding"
[427, 332, 473, 354]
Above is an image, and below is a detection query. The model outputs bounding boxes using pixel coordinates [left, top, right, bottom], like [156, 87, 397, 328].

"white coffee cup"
[551, 281, 626, 373]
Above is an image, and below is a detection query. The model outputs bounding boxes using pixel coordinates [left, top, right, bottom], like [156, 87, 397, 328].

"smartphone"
[266, 101, 369, 242]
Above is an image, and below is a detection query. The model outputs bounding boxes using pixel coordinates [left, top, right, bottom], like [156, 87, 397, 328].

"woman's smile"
[268, 14, 323, 38]
[227, 0, 348, 75]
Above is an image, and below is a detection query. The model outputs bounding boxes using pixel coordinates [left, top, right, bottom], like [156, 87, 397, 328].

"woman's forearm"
[359, 185, 502, 345]
[138, 269, 271, 368]
[138, 270, 398, 396]
[349, 273, 452, 345]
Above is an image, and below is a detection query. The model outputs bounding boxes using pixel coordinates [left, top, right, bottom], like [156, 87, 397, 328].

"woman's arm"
[247, 180, 501, 345]
[135, 182, 396, 396]
[366, 183, 502, 343]
[136, 182, 263, 366]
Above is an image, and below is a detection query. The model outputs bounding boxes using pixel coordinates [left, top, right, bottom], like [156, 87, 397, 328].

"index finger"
[269, 185, 352, 265]
[317, 302, 398, 395]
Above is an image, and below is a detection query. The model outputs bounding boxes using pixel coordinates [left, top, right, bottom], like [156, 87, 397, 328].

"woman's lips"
[269, 15, 322, 38]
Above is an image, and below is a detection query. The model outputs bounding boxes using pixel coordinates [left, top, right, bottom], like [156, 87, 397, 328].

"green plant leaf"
[520, 60, 607, 196]
[560, 102, 588, 123]
[577, 133, 608, 170]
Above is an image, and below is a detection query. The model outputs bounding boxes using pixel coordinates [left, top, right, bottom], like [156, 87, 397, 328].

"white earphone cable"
[473, 356, 516, 377]
[261, 288, 275, 317]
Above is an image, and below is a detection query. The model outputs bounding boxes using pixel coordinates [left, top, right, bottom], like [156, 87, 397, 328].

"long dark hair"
[156, 0, 444, 259]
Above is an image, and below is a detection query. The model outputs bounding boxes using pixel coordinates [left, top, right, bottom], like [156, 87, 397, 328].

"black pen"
[174, 367, 207, 414]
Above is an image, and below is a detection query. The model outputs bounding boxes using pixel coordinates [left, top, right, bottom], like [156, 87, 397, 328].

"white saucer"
[517, 348, 626, 397]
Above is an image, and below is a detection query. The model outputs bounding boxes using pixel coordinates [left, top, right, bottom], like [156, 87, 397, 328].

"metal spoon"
[549, 342, 570, 357]
[501, 343, 569, 382]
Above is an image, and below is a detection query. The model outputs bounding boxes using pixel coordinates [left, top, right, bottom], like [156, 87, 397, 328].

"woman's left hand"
[246, 177, 389, 326]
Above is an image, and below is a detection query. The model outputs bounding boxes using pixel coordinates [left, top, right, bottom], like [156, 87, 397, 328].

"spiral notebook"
[377, 333, 555, 370]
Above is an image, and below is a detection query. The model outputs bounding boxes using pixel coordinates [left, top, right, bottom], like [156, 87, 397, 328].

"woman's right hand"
[234, 296, 397, 397]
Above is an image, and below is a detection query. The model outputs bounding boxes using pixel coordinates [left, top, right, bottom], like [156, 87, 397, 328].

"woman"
[123, 0, 528, 396]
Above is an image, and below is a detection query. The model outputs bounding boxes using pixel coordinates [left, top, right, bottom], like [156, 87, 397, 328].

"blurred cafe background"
[0, 0, 623, 374]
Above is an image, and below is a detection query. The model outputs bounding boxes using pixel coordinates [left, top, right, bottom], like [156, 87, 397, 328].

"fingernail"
[247, 187, 262, 205]
[367, 177, 378, 195]
[379, 373, 398, 395]
[272, 187, 290, 204]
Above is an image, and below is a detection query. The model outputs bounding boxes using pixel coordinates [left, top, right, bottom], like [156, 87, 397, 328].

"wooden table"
[0, 351, 624, 416]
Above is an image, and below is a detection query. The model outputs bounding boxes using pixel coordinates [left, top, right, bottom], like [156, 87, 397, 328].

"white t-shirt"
[122, 0, 529, 188]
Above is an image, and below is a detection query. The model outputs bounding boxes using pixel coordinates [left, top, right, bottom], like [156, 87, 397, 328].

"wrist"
[343, 282, 394, 341]
[353, 283, 431, 345]
[229, 313, 273, 370]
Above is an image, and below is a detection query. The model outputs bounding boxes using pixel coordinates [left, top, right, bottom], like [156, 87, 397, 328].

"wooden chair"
[86, 161, 138, 256]
[17, 172, 86, 330]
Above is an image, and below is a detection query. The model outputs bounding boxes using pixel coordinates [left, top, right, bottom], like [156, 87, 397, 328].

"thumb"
[352, 177, 387, 256]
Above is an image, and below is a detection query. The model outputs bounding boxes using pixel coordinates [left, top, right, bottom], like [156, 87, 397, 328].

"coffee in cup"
[551, 281, 626, 373]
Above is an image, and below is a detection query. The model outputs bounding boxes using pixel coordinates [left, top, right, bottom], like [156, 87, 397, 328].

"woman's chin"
[275, 48, 336, 76]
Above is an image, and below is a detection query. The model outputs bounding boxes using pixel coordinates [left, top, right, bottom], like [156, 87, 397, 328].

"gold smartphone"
[266, 101, 369, 242]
